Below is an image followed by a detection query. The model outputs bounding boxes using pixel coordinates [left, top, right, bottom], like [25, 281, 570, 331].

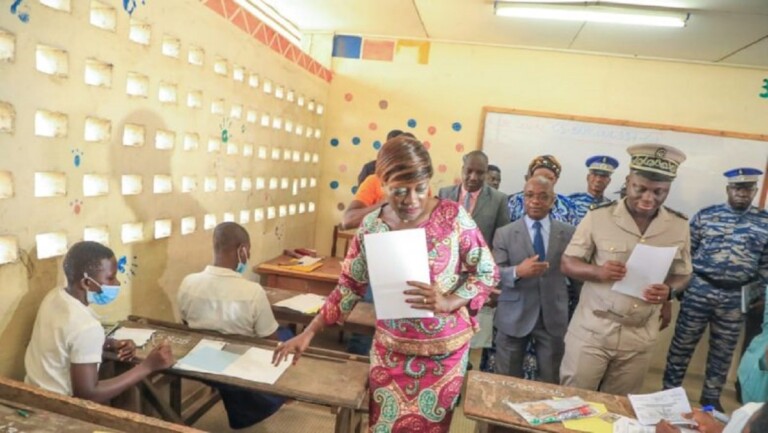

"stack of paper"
[175, 340, 293, 385]
[273, 293, 326, 314]
[628, 387, 694, 426]
[111, 327, 156, 347]
[505, 396, 596, 425]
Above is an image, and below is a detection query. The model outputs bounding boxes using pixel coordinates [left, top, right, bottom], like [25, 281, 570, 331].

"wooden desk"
[265, 286, 376, 336]
[462, 371, 635, 433]
[0, 376, 201, 433]
[115, 317, 369, 433]
[255, 255, 342, 296]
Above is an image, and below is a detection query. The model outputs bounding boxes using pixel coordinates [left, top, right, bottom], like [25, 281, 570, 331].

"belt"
[695, 272, 754, 291]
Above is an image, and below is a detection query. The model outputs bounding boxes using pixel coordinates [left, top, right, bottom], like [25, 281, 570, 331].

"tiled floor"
[189, 333, 741, 432]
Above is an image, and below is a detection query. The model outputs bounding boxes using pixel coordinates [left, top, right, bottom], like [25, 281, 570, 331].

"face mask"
[235, 248, 248, 274]
[85, 276, 121, 305]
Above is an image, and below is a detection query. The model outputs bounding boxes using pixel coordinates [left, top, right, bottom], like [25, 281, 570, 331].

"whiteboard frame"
[478, 107, 768, 208]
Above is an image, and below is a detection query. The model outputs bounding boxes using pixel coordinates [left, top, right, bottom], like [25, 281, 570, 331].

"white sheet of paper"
[222, 347, 293, 385]
[628, 387, 693, 426]
[111, 327, 156, 347]
[611, 244, 677, 299]
[296, 256, 322, 266]
[364, 228, 433, 320]
[273, 293, 326, 313]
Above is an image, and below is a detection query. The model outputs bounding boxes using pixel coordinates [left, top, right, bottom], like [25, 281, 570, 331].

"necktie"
[532, 220, 546, 260]
[462, 192, 471, 212]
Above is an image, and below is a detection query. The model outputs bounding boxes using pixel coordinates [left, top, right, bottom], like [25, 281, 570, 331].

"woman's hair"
[63, 241, 115, 284]
[375, 136, 433, 184]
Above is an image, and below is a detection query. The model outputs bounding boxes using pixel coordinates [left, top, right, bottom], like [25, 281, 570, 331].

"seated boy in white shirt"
[177, 222, 287, 429]
[24, 241, 174, 403]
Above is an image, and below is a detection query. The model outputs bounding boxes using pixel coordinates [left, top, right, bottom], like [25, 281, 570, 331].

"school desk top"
[116, 316, 369, 409]
[265, 286, 376, 335]
[254, 255, 342, 295]
[0, 376, 201, 433]
[462, 371, 635, 433]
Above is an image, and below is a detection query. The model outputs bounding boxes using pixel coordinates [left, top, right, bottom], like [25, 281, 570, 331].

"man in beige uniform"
[559, 144, 693, 395]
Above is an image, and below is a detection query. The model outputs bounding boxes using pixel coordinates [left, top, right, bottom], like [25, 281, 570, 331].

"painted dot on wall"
[351, 186, 359, 194]
[438, 164, 447, 173]
[373, 140, 382, 150]
[339, 164, 347, 172]
[330, 138, 339, 147]
[407, 118, 417, 128]
[455, 143, 464, 152]
[452, 122, 462, 132]
[379, 100, 388, 110]
[369, 122, 378, 131]
[423, 141, 431, 150]
[344, 93, 353, 102]
[352, 136, 361, 145]
[337, 202, 346, 211]
[330, 180, 339, 189]
[427, 126, 436, 135]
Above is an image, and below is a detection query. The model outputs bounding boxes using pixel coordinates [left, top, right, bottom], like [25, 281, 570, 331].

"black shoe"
[699, 398, 724, 413]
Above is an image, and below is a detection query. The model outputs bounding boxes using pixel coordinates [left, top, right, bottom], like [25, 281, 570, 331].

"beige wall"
[315, 41, 767, 385]
[0, 0, 328, 378]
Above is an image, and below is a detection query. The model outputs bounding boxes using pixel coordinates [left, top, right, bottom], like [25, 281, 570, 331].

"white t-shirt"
[177, 265, 278, 338]
[24, 287, 105, 396]
[723, 402, 764, 433]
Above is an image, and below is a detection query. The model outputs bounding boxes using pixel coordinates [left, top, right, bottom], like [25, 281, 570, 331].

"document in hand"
[628, 387, 693, 426]
[611, 244, 677, 299]
[364, 228, 433, 320]
[111, 327, 156, 347]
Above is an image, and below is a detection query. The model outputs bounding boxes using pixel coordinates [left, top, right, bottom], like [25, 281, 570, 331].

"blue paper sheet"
[178, 346, 240, 373]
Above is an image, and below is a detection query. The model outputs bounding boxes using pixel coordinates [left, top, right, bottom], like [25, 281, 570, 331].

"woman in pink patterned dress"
[273, 136, 499, 432]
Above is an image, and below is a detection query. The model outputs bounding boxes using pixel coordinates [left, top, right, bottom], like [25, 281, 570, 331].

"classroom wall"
[0, 0, 328, 379]
[314, 41, 767, 385]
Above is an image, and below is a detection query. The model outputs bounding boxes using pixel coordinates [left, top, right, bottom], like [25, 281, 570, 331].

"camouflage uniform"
[507, 192, 579, 226]
[568, 192, 612, 224]
[663, 204, 768, 402]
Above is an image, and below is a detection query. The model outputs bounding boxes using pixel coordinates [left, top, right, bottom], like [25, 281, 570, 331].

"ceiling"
[261, 0, 768, 69]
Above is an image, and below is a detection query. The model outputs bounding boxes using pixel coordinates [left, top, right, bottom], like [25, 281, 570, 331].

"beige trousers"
[560, 332, 654, 395]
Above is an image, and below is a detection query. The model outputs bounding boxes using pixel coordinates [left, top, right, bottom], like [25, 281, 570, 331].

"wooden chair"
[331, 224, 355, 258]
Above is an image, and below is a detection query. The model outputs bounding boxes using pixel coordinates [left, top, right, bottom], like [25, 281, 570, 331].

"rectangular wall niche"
[84, 116, 111, 142]
[83, 226, 109, 245]
[121, 223, 144, 244]
[36, 232, 67, 259]
[84, 58, 113, 87]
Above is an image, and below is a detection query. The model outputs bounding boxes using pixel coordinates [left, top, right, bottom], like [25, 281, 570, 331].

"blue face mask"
[236, 248, 248, 274]
[85, 276, 121, 305]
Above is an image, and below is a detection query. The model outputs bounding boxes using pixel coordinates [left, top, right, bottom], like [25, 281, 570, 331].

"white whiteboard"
[481, 109, 768, 217]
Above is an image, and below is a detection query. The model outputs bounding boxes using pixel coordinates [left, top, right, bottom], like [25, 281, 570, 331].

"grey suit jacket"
[438, 184, 510, 246]
[492, 218, 575, 338]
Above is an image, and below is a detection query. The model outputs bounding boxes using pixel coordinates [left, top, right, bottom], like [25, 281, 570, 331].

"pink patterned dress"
[320, 199, 499, 432]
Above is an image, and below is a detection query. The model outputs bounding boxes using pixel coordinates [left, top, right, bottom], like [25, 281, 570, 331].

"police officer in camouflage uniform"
[663, 167, 768, 411]
[569, 155, 619, 224]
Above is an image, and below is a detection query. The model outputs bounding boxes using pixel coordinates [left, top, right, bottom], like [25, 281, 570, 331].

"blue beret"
[585, 155, 619, 174]
[724, 167, 763, 184]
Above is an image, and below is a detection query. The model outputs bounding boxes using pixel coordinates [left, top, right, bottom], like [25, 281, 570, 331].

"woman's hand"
[404, 281, 454, 314]
[272, 332, 314, 366]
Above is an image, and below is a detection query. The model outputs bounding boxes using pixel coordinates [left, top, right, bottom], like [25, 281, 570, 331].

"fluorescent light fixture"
[494, 2, 689, 28]
[235, 0, 302, 46]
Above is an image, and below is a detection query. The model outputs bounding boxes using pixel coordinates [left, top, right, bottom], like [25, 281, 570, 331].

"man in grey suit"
[437, 150, 509, 247]
[438, 150, 510, 366]
[492, 175, 576, 383]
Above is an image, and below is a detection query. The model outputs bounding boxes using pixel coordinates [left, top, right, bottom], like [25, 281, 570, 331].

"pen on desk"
[0, 402, 31, 418]
[702, 405, 730, 424]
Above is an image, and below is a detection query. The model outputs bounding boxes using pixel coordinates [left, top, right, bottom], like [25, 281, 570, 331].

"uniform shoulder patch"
[590, 200, 616, 212]
[664, 206, 688, 220]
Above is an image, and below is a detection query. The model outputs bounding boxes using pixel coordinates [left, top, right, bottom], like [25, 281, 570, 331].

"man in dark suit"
[437, 150, 509, 247]
[492, 175, 576, 383]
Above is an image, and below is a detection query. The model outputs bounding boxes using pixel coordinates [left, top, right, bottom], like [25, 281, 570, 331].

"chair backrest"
[330, 224, 355, 258]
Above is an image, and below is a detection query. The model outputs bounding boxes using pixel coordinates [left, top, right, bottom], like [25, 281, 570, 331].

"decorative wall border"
[201, 0, 333, 82]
